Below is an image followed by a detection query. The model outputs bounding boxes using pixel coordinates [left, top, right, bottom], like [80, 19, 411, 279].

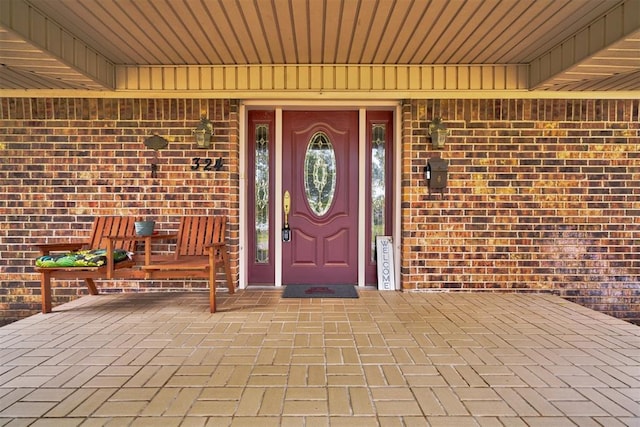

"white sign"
[376, 236, 395, 291]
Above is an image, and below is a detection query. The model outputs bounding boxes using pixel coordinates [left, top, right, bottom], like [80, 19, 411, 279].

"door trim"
[275, 108, 283, 287]
[239, 100, 401, 290]
[358, 109, 367, 287]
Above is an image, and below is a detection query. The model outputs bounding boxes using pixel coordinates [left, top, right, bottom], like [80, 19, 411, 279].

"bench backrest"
[88, 216, 137, 252]
[174, 216, 227, 259]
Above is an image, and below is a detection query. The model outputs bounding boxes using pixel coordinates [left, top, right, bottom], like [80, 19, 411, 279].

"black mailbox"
[425, 157, 448, 191]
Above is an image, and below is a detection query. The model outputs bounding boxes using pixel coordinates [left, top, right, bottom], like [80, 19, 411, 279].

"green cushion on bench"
[36, 249, 131, 268]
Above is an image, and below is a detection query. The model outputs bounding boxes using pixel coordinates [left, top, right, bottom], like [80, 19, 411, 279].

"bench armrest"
[205, 242, 226, 248]
[34, 242, 88, 255]
[104, 238, 137, 279]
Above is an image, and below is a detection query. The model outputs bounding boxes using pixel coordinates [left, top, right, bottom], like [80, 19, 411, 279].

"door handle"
[283, 190, 291, 225]
[283, 191, 291, 242]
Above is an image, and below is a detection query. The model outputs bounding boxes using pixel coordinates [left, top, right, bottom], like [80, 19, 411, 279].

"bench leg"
[209, 266, 216, 313]
[85, 278, 99, 295]
[222, 249, 234, 294]
[41, 271, 52, 314]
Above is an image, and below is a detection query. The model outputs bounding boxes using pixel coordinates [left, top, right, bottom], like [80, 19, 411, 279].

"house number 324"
[191, 157, 223, 171]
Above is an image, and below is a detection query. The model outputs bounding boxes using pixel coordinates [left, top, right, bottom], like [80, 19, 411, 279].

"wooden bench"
[34, 216, 139, 314]
[140, 216, 234, 313]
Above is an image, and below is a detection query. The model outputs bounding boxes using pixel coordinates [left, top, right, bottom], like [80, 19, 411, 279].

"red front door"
[282, 111, 359, 284]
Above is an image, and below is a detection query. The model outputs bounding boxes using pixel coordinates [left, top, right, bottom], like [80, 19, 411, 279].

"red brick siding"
[0, 98, 240, 323]
[0, 97, 638, 325]
[402, 99, 639, 324]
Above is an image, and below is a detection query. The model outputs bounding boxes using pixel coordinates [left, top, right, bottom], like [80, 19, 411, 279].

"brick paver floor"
[0, 289, 638, 426]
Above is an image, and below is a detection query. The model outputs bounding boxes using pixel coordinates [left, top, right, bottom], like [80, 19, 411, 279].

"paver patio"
[0, 289, 638, 426]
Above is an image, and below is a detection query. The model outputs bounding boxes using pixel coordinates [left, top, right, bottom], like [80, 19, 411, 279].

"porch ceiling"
[0, 0, 639, 93]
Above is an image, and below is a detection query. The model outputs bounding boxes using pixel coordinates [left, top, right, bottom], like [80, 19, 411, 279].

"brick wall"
[402, 99, 639, 324]
[0, 98, 240, 324]
[0, 97, 638, 325]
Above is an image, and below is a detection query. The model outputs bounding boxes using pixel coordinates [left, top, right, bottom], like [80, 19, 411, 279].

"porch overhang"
[0, 0, 638, 96]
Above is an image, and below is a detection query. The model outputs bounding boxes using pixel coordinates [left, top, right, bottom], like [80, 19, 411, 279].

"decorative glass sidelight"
[371, 124, 386, 261]
[255, 124, 269, 263]
[304, 132, 336, 216]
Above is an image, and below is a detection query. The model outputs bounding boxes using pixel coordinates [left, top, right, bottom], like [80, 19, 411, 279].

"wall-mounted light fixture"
[193, 116, 213, 149]
[428, 117, 448, 149]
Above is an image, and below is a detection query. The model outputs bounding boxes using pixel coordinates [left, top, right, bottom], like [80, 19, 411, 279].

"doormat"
[282, 284, 359, 299]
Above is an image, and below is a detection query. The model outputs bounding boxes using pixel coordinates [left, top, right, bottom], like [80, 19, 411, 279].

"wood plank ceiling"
[0, 0, 639, 93]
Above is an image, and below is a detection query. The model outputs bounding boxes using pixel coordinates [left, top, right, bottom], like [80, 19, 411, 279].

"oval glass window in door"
[304, 132, 336, 216]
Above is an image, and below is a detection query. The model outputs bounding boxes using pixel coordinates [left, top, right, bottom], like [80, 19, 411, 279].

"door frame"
[239, 100, 401, 289]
